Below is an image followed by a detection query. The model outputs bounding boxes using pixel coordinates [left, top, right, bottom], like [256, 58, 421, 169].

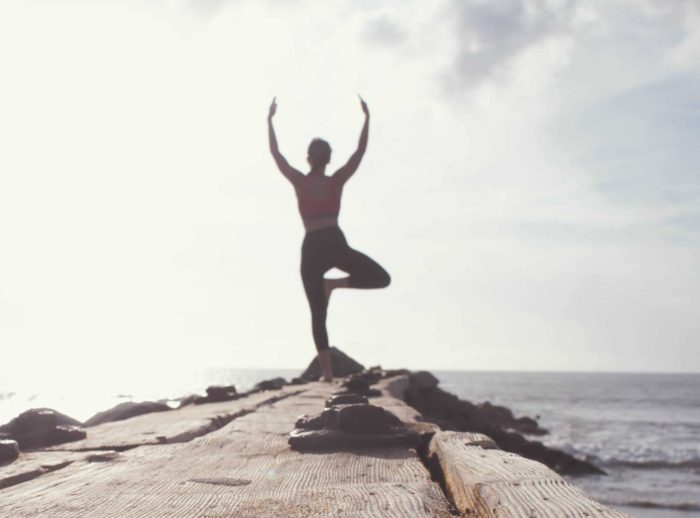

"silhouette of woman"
[267, 96, 390, 382]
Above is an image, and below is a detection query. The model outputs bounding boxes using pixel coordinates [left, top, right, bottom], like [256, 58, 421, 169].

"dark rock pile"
[403, 371, 604, 475]
[0, 408, 86, 451]
[290, 367, 420, 451]
[300, 347, 365, 381]
[0, 439, 20, 463]
[289, 400, 419, 451]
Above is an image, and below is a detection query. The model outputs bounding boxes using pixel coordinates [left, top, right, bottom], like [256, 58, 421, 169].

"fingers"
[358, 94, 369, 115]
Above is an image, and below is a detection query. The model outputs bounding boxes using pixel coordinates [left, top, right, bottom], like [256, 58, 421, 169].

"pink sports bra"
[295, 175, 343, 219]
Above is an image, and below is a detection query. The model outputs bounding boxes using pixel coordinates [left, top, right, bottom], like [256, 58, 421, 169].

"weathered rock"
[180, 385, 241, 405]
[0, 408, 82, 435]
[300, 347, 365, 381]
[337, 404, 403, 434]
[337, 377, 381, 397]
[84, 401, 171, 427]
[325, 394, 368, 407]
[17, 425, 86, 450]
[289, 377, 307, 385]
[289, 403, 420, 451]
[404, 381, 599, 475]
[382, 368, 410, 378]
[0, 408, 86, 450]
[254, 377, 287, 391]
[205, 385, 238, 402]
[177, 394, 201, 407]
[0, 439, 19, 463]
[513, 416, 547, 436]
[410, 371, 439, 391]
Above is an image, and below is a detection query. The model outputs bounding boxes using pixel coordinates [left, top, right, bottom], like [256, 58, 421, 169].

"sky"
[0, 0, 698, 374]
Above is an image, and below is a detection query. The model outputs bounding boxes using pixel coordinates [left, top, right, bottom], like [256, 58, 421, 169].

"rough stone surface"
[289, 402, 419, 451]
[410, 371, 439, 391]
[0, 439, 20, 463]
[84, 402, 171, 427]
[254, 377, 287, 391]
[205, 385, 238, 402]
[300, 347, 364, 380]
[0, 409, 86, 450]
[336, 376, 382, 397]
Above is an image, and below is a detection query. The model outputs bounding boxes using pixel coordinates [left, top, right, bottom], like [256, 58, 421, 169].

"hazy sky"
[0, 0, 698, 374]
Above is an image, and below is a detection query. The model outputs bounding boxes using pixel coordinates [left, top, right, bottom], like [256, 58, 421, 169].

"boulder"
[84, 401, 172, 427]
[0, 408, 86, 450]
[290, 403, 419, 451]
[410, 371, 439, 391]
[254, 377, 287, 391]
[0, 439, 19, 463]
[300, 347, 364, 380]
[206, 385, 238, 401]
[0, 408, 82, 435]
[338, 377, 381, 397]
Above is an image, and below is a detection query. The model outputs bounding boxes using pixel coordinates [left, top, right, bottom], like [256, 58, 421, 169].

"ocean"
[1, 369, 698, 517]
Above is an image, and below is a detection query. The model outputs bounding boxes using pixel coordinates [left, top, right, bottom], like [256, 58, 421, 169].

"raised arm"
[333, 96, 369, 185]
[268, 97, 303, 185]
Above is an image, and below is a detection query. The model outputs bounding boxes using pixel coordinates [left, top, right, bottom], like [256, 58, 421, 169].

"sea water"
[436, 371, 700, 518]
[1, 369, 698, 516]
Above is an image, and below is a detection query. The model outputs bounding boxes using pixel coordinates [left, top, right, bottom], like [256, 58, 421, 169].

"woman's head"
[307, 138, 332, 168]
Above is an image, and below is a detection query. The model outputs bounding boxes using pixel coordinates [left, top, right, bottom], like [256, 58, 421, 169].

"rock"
[337, 404, 403, 435]
[254, 377, 287, 391]
[514, 416, 548, 436]
[382, 368, 410, 378]
[0, 439, 19, 463]
[337, 376, 381, 397]
[84, 401, 172, 427]
[289, 377, 307, 385]
[410, 371, 439, 391]
[300, 347, 365, 381]
[177, 394, 201, 407]
[289, 403, 420, 452]
[206, 385, 238, 401]
[404, 378, 599, 475]
[325, 394, 368, 407]
[179, 384, 242, 406]
[17, 425, 86, 450]
[0, 408, 86, 450]
[0, 408, 82, 435]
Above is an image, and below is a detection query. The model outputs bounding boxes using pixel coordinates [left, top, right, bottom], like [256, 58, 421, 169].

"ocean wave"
[550, 440, 700, 471]
[612, 500, 700, 512]
[599, 458, 700, 470]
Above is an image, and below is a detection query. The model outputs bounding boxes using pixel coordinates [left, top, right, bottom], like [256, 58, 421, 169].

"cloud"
[362, 15, 407, 47]
[443, 0, 576, 91]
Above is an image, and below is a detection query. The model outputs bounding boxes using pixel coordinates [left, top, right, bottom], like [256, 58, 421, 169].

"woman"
[267, 96, 390, 382]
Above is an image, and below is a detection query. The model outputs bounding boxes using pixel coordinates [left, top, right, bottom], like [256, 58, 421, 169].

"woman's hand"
[268, 97, 277, 120]
[358, 95, 369, 116]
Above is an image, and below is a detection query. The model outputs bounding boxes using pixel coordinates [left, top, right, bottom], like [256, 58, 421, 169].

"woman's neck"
[309, 165, 327, 176]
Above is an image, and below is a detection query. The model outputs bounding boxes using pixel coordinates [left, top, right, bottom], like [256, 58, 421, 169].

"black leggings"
[301, 226, 390, 352]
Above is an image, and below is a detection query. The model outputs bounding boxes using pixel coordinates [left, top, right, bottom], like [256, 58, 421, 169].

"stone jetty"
[0, 359, 632, 517]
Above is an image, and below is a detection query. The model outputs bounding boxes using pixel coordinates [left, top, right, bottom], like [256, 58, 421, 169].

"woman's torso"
[295, 174, 344, 232]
